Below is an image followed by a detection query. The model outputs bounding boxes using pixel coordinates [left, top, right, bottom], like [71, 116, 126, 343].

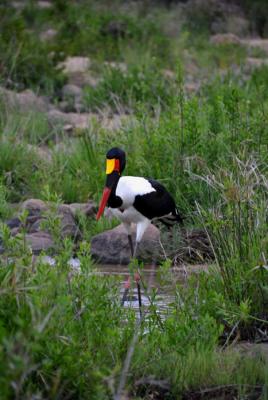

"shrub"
[83, 62, 175, 111]
[0, 5, 65, 93]
[241, 0, 268, 37]
[193, 156, 268, 340]
[0, 140, 45, 202]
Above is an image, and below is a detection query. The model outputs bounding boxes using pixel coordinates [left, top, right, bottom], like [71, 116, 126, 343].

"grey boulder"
[0, 88, 49, 113]
[91, 223, 161, 264]
[25, 232, 54, 254]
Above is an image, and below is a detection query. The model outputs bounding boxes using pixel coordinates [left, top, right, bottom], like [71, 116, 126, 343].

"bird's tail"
[173, 206, 184, 225]
[157, 207, 184, 228]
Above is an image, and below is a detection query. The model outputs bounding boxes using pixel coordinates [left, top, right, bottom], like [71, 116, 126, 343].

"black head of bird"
[96, 147, 126, 220]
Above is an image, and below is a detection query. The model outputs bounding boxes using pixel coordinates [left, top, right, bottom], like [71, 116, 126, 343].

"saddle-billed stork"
[96, 147, 183, 310]
[96, 147, 183, 253]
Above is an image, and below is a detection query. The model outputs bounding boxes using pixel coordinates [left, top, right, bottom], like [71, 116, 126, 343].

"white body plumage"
[97, 148, 182, 255]
[107, 176, 155, 242]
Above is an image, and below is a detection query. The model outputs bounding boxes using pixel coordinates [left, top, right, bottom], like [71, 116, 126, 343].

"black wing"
[133, 179, 183, 224]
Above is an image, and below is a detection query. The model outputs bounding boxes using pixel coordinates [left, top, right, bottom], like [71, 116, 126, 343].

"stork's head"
[105, 147, 126, 175]
[96, 147, 126, 220]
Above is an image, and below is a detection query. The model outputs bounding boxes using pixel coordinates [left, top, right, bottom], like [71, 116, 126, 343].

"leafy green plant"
[47, 133, 104, 203]
[193, 156, 268, 339]
[241, 0, 268, 37]
[0, 139, 46, 202]
[1, 3, 268, 398]
[0, 106, 54, 145]
[0, 5, 65, 93]
[0, 180, 9, 219]
[0, 210, 136, 399]
[83, 62, 175, 111]
[53, 1, 170, 62]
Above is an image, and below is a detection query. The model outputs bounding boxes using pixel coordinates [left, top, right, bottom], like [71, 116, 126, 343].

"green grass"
[0, 139, 46, 202]
[0, 0, 252, 95]
[132, 341, 267, 399]
[0, 236, 131, 399]
[64, 67, 268, 210]
[1, 1, 268, 398]
[0, 107, 54, 145]
[2, 63, 268, 208]
[0, 4, 66, 94]
[83, 62, 175, 111]
[0, 222, 267, 399]
[0, 1, 171, 94]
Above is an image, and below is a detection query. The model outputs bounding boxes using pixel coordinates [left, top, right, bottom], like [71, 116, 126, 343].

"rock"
[47, 109, 131, 132]
[37, 1, 52, 9]
[6, 217, 21, 230]
[234, 342, 268, 363]
[25, 203, 80, 239]
[73, 102, 87, 113]
[100, 114, 132, 131]
[62, 84, 83, 98]
[63, 124, 74, 134]
[11, 227, 20, 237]
[59, 57, 91, 74]
[69, 74, 100, 88]
[0, 88, 49, 113]
[184, 82, 200, 93]
[26, 144, 52, 163]
[210, 33, 241, 45]
[60, 84, 84, 113]
[58, 101, 71, 112]
[242, 38, 268, 55]
[39, 28, 57, 42]
[1, 199, 98, 255]
[11, 1, 25, 9]
[21, 199, 80, 238]
[28, 218, 45, 234]
[21, 199, 47, 215]
[35, 146, 52, 163]
[20, 199, 47, 234]
[91, 223, 161, 264]
[47, 109, 90, 130]
[6, 214, 43, 233]
[58, 101, 86, 114]
[182, 49, 199, 79]
[57, 56, 99, 88]
[69, 202, 97, 217]
[162, 69, 175, 80]
[245, 57, 268, 69]
[57, 204, 80, 239]
[90, 110, 136, 131]
[13, 1, 62, 13]
[26, 232, 54, 254]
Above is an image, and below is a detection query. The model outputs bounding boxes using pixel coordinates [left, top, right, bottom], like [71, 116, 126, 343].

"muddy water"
[97, 263, 207, 318]
[42, 256, 206, 318]
[99, 264, 173, 317]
